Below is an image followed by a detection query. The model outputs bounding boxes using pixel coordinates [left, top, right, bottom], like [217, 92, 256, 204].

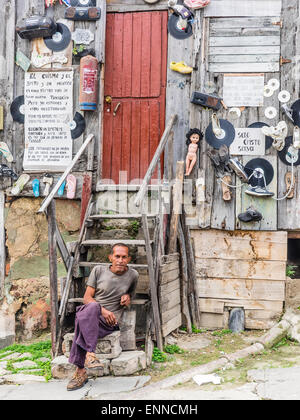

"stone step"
[78, 262, 148, 270]
[88, 213, 156, 220]
[81, 239, 151, 247]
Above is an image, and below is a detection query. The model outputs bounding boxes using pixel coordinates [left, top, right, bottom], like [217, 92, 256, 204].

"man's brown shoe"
[67, 370, 88, 391]
[85, 352, 104, 370]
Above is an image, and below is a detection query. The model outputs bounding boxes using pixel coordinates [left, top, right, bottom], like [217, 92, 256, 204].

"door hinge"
[272, 20, 283, 28]
[280, 56, 292, 66]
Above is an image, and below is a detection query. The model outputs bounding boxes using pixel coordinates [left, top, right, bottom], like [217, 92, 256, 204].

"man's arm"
[83, 286, 117, 326]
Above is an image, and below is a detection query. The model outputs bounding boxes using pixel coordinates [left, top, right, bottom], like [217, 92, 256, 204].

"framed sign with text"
[23, 71, 73, 171]
[230, 128, 265, 156]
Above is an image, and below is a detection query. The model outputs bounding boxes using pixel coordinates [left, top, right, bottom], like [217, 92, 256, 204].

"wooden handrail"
[134, 114, 177, 208]
[38, 134, 95, 214]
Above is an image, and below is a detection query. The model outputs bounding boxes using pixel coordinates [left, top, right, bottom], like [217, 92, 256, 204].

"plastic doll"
[185, 128, 203, 176]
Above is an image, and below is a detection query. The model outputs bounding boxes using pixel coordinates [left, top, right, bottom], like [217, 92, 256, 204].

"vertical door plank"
[132, 13, 142, 98]
[141, 13, 151, 98]
[140, 101, 150, 177]
[150, 12, 162, 98]
[122, 13, 133, 98]
[130, 101, 141, 181]
[111, 100, 123, 183]
[121, 101, 132, 177]
[104, 13, 114, 96]
[112, 13, 124, 98]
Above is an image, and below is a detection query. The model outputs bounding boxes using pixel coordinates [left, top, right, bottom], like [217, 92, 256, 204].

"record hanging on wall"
[70, 112, 86, 139]
[278, 136, 300, 166]
[44, 22, 71, 52]
[205, 119, 235, 149]
[245, 158, 274, 187]
[248, 122, 273, 150]
[10, 95, 25, 124]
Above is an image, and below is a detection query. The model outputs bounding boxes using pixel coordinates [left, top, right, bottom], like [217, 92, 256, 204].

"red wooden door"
[101, 11, 168, 184]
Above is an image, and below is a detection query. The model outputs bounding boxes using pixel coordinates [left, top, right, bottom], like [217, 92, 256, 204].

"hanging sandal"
[32, 178, 40, 197]
[0, 142, 13, 163]
[221, 175, 232, 201]
[11, 173, 30, 196]
[57, 180, 66, 197]
[170, 61, 193, 74]
[66, 174, 77, 199]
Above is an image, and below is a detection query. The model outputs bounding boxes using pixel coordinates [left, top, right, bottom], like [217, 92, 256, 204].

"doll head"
[186, 128, 203, 146]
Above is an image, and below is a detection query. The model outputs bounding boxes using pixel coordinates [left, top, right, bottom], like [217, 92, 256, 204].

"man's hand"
[120, 294, 131, 307]
[101, 307, 117, 326]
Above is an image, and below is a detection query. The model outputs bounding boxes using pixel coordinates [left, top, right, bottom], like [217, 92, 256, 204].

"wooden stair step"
[81, 239, 151, 246]
[78, 262, 148, 269]
[68, 297, 149, 305]
[88, 213, 156, 220]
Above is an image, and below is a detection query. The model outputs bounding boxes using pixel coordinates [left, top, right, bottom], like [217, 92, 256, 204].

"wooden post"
[169, 161, 184, 253]
[181, 210, 201, 329]
[142, 214, 163, 351]
[177, 220, 193, 334]
[47, 200, 59, 356]
[0, 192, 5, 298]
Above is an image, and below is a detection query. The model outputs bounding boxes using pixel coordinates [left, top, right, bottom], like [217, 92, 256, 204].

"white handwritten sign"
[23, 71, 73, 171]
[230, 128, 265, 156]
[223, 74, 264, 107]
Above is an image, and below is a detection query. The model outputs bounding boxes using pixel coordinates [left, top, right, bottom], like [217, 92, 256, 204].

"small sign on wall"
[230, 128, 265, 156]
[223, 74, 264, 107]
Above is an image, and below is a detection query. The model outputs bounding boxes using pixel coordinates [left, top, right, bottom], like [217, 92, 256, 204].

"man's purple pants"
[69, 302, 118, 369]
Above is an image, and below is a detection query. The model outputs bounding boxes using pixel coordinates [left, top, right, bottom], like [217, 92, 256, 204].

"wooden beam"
[37, 134, 95, 214]
[47, 200, 59, 356]
[142, 214, 163, 350]
[0, 192, 5, 297]
[168, 161, 184, 254]
[134, 114, 177, 208]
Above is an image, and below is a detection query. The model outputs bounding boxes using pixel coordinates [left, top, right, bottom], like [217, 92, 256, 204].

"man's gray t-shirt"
[86, 265, 138, 321]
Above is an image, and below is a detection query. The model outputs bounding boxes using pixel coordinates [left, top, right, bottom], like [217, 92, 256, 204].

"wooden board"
[197, 278, 285, 301]
[199, 298, 283, 312]
[236, 155, 278, 231]
[204, 1, 282, 17]
[278, 0, 300, 230]
[208, 18, 281, 73]
[195, 258, 286, 281]
[0, 192, 5, 297]
[200, 313, 224, 329]
[162, 313, 182, 337]
[106, 0, 168, 12]
[191, 229, 288, 261]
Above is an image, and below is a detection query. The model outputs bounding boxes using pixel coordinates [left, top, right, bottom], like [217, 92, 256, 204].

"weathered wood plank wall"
[0, 0, 105, 199]
[191, 229, 287, 329]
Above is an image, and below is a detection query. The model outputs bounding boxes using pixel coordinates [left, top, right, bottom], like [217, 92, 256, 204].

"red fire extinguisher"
[79, 55, 98, 111]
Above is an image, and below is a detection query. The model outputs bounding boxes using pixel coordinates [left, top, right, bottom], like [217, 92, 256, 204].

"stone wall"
[0, 197, 81, 344]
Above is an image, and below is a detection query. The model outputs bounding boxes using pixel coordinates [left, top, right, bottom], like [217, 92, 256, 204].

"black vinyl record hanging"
[70, 112, 86, 139]
[10, 95, 25, 124]
[245, 158, 274, 187]
[168, 14, 193, 40]
[205, 119, 235, 149]
[44, 22, 71, 52]
[278, 136, 300, 166]
[291, 99, 300, 127]
[248, 122, 273, 151]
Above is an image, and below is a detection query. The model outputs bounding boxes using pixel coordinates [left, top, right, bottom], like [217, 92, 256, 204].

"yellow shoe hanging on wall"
[170, 61, 193, 74]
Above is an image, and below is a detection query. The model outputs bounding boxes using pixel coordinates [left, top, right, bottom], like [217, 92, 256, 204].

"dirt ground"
[142, 326, 300, 392]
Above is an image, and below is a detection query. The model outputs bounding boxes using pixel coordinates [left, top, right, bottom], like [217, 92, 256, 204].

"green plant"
[164, 344, 184, 354]
[212, 329, 232, 337]
[128, 220, 140, 237]
[286, 265, 297, 277]
[72, 44, 86, 56]
[152, 347, 167, 363]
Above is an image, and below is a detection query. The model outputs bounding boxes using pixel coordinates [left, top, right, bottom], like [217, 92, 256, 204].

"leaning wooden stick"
[37, 134, 95, 214]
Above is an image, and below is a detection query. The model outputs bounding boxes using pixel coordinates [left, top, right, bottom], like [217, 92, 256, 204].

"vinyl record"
[70, 112, 86, 139]
[205, 119, 235, 149]
[245, 158, 274, 187]
[44, 22, 71, 52]
[248, 122, 273, 150]
[70, 0, 96, 6]
[10, 95, 25, 124]
[168, 14, 193, 40]
[291, 99, 300, 126]
[278, 136, 300, 166]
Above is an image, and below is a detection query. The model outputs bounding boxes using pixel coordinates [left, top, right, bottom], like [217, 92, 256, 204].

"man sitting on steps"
[67, 243, 138, 391]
